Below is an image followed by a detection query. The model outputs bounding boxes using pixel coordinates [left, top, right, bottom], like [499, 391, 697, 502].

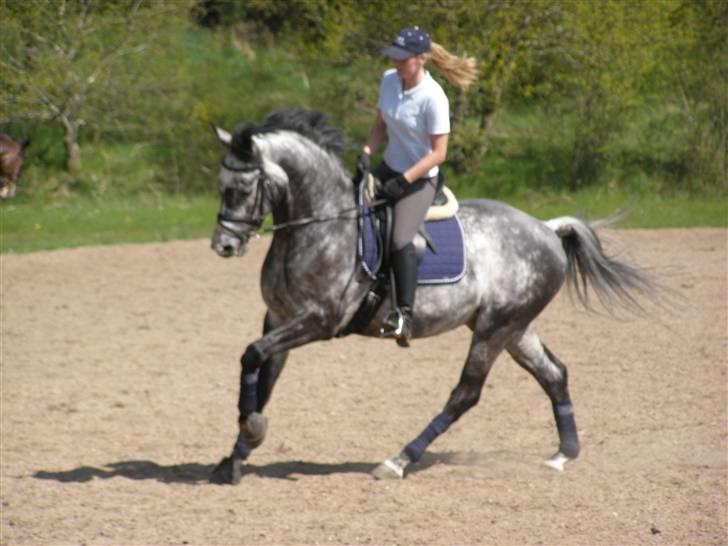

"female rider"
[358, 27, 477, 347]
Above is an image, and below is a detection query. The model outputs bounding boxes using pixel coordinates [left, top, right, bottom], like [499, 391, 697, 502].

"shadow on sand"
[33, 459, 378, 484]
[32, 451, 472, 485]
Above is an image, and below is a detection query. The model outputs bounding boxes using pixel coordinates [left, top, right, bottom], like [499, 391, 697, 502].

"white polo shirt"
[378, 68, 450, 178]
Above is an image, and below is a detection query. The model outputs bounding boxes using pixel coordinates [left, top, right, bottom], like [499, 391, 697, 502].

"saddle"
[364, 173, 459, 222]
[339, 172, 466, 336]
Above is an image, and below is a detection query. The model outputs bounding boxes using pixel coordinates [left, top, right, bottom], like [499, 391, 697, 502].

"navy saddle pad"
[358, 188, 466, 285]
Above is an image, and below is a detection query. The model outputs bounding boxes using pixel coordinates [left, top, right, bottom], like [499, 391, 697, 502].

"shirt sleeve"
[426, 87, 450, 135]
[377, 69, 395, 111]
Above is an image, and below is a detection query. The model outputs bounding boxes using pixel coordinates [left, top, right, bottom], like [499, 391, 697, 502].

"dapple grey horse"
[208, 109, 657, 484]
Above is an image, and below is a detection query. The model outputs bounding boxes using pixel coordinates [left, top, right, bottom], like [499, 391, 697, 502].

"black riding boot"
[381, 243, 417, 347]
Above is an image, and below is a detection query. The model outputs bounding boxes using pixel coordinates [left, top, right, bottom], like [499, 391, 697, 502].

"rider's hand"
[375, 174, 408, 202]
[355, 153, 371, 181]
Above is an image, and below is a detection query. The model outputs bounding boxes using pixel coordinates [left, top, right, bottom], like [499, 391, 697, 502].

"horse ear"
[230, 125, 260, 163]
[212, 125, 232, 147]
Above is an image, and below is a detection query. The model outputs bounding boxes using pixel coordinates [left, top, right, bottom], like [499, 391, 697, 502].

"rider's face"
[394, 54, 425, 84]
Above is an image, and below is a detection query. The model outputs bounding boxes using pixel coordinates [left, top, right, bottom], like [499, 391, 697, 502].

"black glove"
[375, 174, 408, 202]
[355, 153, 370, 181]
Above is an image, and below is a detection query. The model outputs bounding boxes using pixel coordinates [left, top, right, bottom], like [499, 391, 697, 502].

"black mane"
[231, 108, 350, 161]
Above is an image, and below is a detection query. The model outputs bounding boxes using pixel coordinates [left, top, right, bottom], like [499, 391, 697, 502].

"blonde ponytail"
[429, 42, 478, 89]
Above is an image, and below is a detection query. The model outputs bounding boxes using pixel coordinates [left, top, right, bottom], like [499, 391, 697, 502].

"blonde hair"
[429, 42, 478, 89]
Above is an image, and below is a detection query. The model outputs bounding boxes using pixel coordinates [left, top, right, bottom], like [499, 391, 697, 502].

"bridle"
[215, 157, 268, 234]
[216, 158, 386, 235]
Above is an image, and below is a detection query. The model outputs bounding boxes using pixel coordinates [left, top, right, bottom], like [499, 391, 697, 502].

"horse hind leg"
[373, 319, 510, 480]
[506, 327, 580, 471]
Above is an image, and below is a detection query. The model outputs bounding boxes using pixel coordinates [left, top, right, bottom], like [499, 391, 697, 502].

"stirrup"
[380, 309, 412, 347]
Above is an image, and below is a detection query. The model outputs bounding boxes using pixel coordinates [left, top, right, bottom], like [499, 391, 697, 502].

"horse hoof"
[241, 413, 268, 449]
[210, 455, 241, 485]
[544, 451, 571, 472]
[372, 458, 405, 480]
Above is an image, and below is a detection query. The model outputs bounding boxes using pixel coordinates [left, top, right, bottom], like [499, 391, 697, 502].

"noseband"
[216, 157, 267, 232]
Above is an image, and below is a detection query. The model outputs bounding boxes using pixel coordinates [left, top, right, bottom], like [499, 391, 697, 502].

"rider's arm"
[402, 133, 448, 183]
[362, 110, 387, 156]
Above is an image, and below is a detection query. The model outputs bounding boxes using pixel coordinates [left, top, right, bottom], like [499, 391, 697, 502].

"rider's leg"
[386, 242, 418, 346]
[381, 177, 436, 346]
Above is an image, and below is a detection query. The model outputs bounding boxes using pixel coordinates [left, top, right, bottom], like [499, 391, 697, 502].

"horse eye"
[222, 188, 238, 206]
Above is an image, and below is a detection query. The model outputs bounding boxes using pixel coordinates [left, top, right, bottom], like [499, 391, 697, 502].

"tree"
[661, 0, 727, 190]
[422, 0, 564, 173]
[0, 0, 193, 171]
[542, 1, 672, 189]
[201, 0, 568, 175]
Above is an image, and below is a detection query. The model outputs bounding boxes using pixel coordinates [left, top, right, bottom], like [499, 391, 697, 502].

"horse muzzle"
[211, 227, 249, 258]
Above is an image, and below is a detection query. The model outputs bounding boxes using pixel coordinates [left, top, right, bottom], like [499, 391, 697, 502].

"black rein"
[216, 165, 387, 233]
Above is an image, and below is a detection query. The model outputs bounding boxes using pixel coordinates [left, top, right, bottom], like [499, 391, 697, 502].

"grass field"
[1, 189, 725, 255]
[1, 195, 216, 254]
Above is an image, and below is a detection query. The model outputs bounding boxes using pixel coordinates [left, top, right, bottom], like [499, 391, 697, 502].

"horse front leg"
[0, 178, 15, 199]
[234, 311, 290, 452]
[256, 312, 289, 411]
[211, 310, 331, 484]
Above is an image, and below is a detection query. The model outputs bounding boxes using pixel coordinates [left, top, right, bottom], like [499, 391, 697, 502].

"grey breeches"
[372, 163, 437, 251]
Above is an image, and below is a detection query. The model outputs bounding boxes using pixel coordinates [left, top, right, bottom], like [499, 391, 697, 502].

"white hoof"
[544, 451, 571, 472]
[372, 458, 404, 480]
[372, 454, 411, 480]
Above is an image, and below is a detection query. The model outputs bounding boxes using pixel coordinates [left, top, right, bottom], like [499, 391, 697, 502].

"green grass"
[1, 189, 724, 255]
[509, 188, 728, 228]
[1, 194, 218, 254]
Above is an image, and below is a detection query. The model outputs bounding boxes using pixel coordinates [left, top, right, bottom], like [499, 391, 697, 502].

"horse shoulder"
[0, 135, 22, 162]
[0, 136, 13, 156]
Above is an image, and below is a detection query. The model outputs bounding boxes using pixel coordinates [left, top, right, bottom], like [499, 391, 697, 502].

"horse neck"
[0, 136, 15, 156]
[258, 132, 353, 223]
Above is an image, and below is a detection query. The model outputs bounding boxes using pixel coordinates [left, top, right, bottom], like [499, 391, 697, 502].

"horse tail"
[545, 216, 661, 314]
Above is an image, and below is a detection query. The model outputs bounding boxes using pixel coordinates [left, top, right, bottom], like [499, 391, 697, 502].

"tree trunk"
[61, 116, 81, 171]
[469, 110, 498, 172]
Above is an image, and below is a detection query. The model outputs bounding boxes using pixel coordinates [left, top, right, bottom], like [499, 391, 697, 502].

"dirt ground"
[1, 228, 726, 545]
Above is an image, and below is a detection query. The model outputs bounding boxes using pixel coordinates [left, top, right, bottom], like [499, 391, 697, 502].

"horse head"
[210, 108, 356, 263]
[211, 123, 270, 257]
[210, 109, 352, 259]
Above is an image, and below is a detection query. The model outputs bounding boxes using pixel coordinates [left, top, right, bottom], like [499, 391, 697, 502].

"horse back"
[459, 198, 562, 251]
[457, 198, 568, 305]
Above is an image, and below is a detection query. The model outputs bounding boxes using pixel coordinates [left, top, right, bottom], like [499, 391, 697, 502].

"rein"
[217, 167, 388, 233]
[218, 201, 386, 233]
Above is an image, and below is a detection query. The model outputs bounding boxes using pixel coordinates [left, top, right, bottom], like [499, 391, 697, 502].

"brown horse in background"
[0, 134, 30, 199]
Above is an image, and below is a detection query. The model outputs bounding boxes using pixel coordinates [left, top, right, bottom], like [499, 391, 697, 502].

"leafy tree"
[421, 0, 564, 173]
[545, 0, 674, 189]
[0, 0, 194, 171]
[195, 0, 571, 174]
[200, 0, 723, 193]
[659, 0, 727, 191]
